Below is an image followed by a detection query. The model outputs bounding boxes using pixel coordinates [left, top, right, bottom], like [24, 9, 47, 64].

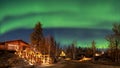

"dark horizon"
[0, 28, 113, 48]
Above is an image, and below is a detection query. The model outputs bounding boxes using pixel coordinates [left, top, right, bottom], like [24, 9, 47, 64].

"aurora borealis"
[0, 0, 120, 48]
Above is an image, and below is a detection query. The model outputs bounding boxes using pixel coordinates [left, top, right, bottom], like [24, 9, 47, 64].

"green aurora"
[0, 0, 120, 48]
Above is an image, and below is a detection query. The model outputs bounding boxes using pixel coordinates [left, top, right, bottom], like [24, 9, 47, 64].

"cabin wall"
[0, 40, 29, 51]
[0, 45, 6, 50]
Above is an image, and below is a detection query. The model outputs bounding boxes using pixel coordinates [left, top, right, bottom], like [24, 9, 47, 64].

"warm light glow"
[15, 47, 51, 65]
[60, 51, 66, 57]
[95, 53, 101, 56]
[29, 62, 33, 65]
[101, 51, 104, 54]
[79, 56, 92, 62]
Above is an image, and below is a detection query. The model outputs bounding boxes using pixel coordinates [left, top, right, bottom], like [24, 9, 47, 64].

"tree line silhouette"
[30, 22, 120, 62]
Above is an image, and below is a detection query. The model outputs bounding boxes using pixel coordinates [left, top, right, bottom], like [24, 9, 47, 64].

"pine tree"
[91, 40, 96, 56]
[106, 23, 120, 62]
[30, 22, 44, 51]
[71, 41, 77, 59]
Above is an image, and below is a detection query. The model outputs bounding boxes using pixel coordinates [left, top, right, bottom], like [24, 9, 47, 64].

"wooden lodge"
[0, 40, 52, 64]
[0, 40, 29, 51]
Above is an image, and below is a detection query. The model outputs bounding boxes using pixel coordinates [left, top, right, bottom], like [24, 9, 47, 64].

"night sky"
[0, 0, 120, 48]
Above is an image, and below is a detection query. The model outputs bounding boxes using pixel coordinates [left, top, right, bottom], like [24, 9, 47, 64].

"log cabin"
[0, 40, 29, 51]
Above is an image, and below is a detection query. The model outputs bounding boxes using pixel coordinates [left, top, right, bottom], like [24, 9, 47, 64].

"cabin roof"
[0, 40, 29, 45]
